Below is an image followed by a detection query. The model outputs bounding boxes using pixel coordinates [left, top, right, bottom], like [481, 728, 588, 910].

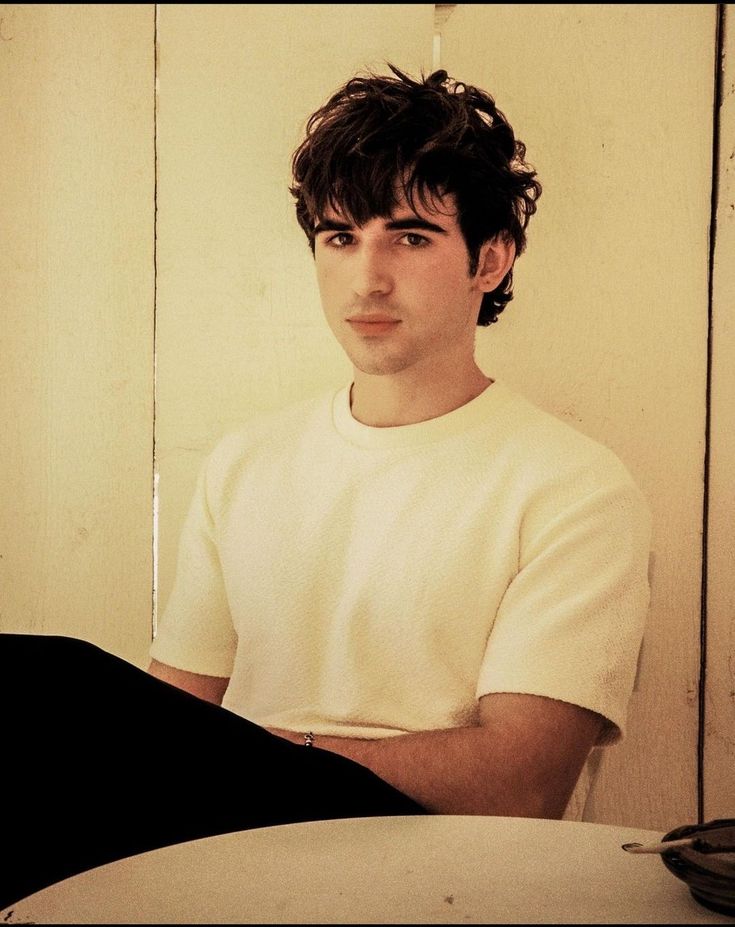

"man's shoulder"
[493, 382, 641, 491]
[205, 387, 338, 473]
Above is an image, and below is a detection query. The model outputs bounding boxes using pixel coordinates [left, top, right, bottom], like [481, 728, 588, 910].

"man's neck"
[349, 365, 493, 428]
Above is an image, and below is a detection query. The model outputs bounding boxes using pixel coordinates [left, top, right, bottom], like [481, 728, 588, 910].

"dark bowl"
[659, 818, 735, 917]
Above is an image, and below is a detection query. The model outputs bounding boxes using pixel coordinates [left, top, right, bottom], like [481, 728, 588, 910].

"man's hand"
[269, 692, 603, 819]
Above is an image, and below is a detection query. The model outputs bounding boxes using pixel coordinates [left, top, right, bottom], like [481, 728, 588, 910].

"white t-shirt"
[150, 380, 651, 745]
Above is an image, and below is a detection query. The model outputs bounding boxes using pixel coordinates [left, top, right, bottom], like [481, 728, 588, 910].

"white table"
[2, 815, 732, 924]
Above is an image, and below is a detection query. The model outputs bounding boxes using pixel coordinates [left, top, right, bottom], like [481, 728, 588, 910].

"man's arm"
[149, 658, 601, 817]
[148, 659, 230, 706]
[270, 692, 603, 819]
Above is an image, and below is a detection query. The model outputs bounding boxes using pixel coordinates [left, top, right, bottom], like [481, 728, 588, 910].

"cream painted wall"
[0, 4, 155, 666]
[441, 4, 716, 829]
[154, 3, 435, 625]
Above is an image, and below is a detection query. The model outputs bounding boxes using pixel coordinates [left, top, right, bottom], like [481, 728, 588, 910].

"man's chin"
[350, 356, 413, 377]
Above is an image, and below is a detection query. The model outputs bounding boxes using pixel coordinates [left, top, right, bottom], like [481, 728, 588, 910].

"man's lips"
[346, 314, 401, 335]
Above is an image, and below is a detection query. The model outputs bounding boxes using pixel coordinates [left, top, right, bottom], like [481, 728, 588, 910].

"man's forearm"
[268, 725, 569, 819]
[269, 695, 603, 818]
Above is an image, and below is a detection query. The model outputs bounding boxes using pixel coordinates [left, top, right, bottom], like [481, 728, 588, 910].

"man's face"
[313, 191, 488, 381]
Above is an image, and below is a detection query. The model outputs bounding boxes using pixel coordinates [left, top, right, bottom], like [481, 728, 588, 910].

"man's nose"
[350, 246, 393, 298]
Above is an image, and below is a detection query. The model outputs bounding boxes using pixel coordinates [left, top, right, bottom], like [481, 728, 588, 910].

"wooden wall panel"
[0, 4, 155, 666]
[705, 6, 735, 822]
[440, 3, 716, 829]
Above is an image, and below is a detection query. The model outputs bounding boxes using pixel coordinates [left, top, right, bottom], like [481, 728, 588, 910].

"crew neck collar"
[331, 379, 510, 449]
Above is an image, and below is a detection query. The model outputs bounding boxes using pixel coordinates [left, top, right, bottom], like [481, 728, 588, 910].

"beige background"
[0, 4, 155, 663]
[1, 3, 732, 831]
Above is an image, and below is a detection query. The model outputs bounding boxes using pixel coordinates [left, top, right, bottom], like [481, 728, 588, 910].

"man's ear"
[474, 235, 516, 292]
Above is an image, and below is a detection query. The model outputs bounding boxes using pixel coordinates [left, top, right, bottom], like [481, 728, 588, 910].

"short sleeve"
[476, 461, 652, 744]
[149, 457, 238, 677]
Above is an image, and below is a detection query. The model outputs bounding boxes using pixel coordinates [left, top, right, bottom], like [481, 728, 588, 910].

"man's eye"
[401, 233, 429, 247]
[328, 232, 354, 247]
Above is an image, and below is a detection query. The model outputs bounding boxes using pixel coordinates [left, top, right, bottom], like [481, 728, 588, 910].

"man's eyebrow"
[313, 216, 450, 237]
[384, 217, 449, 235]
[312, 219, 353, 235]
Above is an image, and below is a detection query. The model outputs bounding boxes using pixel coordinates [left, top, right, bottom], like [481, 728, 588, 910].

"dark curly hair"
[290, 64, 541, 326]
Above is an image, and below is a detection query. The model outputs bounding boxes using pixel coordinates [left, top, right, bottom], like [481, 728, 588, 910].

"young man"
[2, 66, 650, 908]
[149, 66, 651, 818]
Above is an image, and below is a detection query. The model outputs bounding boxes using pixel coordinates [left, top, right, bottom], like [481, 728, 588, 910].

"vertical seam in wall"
[433, 9, 441, 70]
[699, 1, 726, 826]
[151, 3, 159, 641]
[433, 4, 456, 70]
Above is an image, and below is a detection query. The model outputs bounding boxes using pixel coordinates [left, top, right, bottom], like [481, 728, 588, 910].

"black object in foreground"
[624, 819, 735, 917]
